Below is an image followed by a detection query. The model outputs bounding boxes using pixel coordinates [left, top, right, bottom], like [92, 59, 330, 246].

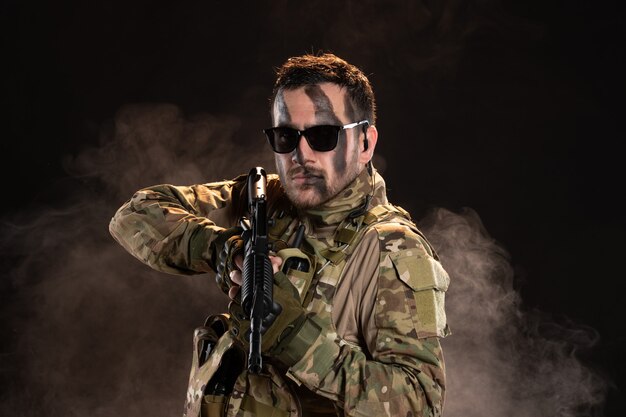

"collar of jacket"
[298, 166, 388, 233]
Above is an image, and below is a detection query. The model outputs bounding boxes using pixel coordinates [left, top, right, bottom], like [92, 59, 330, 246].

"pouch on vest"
[389, 250, 450, 338]
[226, 362, 299, 417]
[183, 314, 301, 417]
[183, 314, 245, 417]
[275, 247, 316, 304]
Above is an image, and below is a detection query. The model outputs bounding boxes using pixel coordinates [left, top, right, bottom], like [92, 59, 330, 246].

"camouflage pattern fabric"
[183, 314, 235, 417]
[109, 168, 450, 417]
[283, 217, 449, 417]
[109, 173, 291, 276]
[183, 314, 300, 417]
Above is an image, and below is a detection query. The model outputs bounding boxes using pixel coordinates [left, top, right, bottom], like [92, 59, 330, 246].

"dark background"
[2, 0, 624, 416]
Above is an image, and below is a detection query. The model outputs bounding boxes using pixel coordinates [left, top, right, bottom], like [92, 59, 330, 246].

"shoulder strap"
[318, 204, 414, 266]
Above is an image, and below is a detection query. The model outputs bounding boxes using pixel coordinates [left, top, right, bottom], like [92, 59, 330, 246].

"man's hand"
[213, 227, 244, 294]
[228, 256, 315, 364]
[228, 254, 283, 300]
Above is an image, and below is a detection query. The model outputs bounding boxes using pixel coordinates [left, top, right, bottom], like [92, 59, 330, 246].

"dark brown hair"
[270, 53, 377, 124]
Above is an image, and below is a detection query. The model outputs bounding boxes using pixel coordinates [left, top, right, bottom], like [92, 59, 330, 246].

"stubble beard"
[276, 151, 361, 210]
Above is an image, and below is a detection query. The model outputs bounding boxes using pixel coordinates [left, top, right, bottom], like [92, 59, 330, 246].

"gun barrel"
[248, 167, 267, 203]
[241, 166, 272, 374]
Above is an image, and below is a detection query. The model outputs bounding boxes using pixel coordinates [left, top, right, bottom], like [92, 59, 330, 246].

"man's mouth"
[290, 169, 323, 185]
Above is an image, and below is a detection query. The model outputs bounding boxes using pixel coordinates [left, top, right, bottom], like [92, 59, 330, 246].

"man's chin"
[286, 186, 327, 209]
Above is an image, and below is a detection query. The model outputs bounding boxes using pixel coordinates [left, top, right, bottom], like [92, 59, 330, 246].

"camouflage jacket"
[109, 168, 450, 417]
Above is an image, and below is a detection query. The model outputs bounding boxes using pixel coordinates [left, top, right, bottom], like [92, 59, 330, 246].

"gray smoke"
[0, 103, 273, 416]
[1, 104, 607, 416]
[419, 208, 607, 417]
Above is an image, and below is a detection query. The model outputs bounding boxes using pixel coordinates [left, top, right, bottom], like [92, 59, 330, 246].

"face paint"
[343, 93, 357, 122]
[340, 94, 364, 176]
[273, 90, 292, 125]
[332, 130, 348, 175]
[272, 83, 365, 209]
[304, 85, 351, 175]
[304, 85, 341, 124]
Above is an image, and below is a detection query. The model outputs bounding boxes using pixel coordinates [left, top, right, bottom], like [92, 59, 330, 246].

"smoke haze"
[420, 208, 607, 416]
[1, 103, 608, 416]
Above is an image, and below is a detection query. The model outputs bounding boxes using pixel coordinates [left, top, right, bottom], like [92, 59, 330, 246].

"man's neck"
[298, 167, 387, 229]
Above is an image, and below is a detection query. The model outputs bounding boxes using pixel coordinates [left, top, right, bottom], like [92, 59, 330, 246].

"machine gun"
[239, 167, 278, 373]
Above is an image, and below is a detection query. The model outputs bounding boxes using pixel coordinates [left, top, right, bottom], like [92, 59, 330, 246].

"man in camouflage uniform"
[109, 53, 450, 417]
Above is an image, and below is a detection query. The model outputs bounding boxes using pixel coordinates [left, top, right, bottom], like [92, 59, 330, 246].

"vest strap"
[319, 248, 347, 265]
[335, 228, 357, 245]
[317, 204, 415, 265]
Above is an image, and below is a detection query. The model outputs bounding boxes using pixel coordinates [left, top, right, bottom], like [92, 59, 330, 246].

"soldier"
[109, 52, 450, 417]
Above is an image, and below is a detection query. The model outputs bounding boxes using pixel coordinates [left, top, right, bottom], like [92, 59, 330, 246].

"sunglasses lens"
[265, 128, 299, 153]
[306, 125, 340, 151]
[264, 125, 341, 153]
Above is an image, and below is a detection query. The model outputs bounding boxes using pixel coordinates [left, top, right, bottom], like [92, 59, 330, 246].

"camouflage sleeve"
[286, 223, 450, 417]
[108, 174, 249, 275]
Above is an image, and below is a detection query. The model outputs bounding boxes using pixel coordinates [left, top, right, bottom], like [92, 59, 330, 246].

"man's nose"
[292, 134, 315, 164]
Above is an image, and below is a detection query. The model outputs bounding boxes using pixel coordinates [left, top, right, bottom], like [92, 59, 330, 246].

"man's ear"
[359, 125, 378, 164]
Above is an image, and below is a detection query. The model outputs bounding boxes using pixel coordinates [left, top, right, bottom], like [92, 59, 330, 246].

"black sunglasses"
[263, 120, 369, 154]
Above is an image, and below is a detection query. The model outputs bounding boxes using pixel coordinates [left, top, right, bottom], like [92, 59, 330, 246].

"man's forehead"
[278, 83, 347, 116]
